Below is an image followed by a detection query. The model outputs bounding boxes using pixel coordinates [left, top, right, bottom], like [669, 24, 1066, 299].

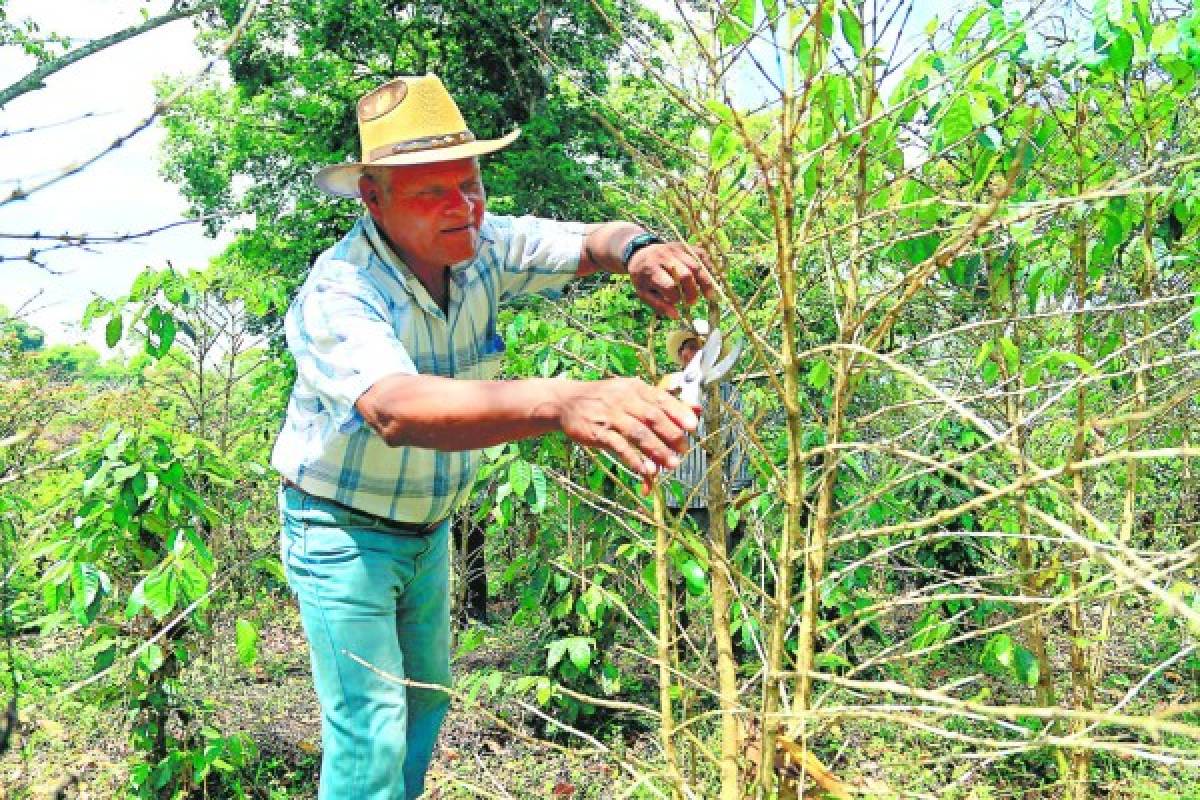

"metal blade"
[701, 334, 743, 386]
[698, 327, 724, 372]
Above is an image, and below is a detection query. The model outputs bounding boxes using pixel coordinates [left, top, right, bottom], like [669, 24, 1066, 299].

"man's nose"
[446, 187, 474, 214]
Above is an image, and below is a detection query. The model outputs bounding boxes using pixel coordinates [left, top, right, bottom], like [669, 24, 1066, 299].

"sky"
[0, 0, 227, 349]
[0, 0, 954, 350]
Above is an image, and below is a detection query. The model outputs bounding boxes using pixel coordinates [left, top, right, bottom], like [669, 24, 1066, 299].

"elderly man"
[271, 74, 714, 799]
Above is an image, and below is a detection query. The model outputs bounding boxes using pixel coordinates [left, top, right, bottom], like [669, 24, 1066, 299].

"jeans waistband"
[281, 478, 445, 535]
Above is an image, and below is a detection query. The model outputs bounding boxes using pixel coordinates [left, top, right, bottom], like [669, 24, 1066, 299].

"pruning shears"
[641, 326, 744, 495]
[659, 327, 744, 410]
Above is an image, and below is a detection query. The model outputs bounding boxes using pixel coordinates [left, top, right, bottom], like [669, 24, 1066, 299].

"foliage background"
[3, 1, 1200, 798]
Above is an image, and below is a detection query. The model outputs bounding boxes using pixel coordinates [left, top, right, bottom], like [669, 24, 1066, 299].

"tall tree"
[162, 0, 671, 299]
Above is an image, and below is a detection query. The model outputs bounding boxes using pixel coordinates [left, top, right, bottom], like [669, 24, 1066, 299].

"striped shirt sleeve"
[285, 263, 418, 435]
[492, 215, 586, 301]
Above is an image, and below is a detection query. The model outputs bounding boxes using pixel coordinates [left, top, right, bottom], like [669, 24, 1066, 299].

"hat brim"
[314, 129, 521, 198]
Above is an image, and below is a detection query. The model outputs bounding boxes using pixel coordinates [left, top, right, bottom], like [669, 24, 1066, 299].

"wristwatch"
[621, 231, 664, 269]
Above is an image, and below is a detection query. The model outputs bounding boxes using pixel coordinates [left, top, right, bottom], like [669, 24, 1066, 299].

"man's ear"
[359, 174, 381, 212]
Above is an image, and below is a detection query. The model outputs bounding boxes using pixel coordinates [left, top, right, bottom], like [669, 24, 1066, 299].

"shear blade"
[702, 334, 743, 386]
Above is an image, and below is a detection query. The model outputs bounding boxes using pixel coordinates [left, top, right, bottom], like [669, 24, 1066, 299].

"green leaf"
[566, 637, 594, 672]
[839, 7, 863, 55]
[105, 315, 123, 348]
[725, 505, 741, 530]
[967, 92, 994, 127]
[705, 100, 736, 126]
[178, 559, 209, 601]
[529, 464, 547, 514]
[581, 586, 605, 624]
[998, 336, 1019, 374]
[709, 124, 737, 167]
[69, 563, 108, 625]
[546, 638, 568, 670]
[641, 560, 658, 594]
[732, 0, 754, 27]
[974, 341, 994, 371]
[912, 608, 953, 649]
[508, 459, 531, 498]
[953, 6, 988, 48]
[157, 315, 177, 356]
[680, 559, 707, 596]
[1014, 644, 1040, 688]
[814, 652, 852, 669]
[981, 633, 1016, 673]
[140, 569, 178, 620]
[139, 643, 165, 674]
[1104, 27, 1135, 74]
[807, 358, 832, 389]
[717, 17, 751, 47]
[938, 94, 975, 145]
[1023, 362, 1043, 387]
[553, 571, 570, 593]
[185, 528, 215, 573]
[235, 618, 259, 667]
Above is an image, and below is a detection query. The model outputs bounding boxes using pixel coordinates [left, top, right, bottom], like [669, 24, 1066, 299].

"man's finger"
[668, 244, 717, 302]
[614, 413, 679, 469]
[643, 384, 699, 434]
[648, 268, 683, 302]
[640, 286, 680, 319]
[635, 398, 691, 454]
[692, 256, 718, 300]
[683, 245, 718, 299]
[668, 259, 701, 307]
[601, 429, 654, 478]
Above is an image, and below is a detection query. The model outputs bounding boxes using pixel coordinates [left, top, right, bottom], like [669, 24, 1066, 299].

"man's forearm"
[357, 374, 570, 449]
[356, 371, 700, 480]
[577, 221, 646, 276]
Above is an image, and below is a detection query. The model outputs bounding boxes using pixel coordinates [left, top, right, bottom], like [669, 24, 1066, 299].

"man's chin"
[444, 232, 480, 261]
[445, 242, 481, 267]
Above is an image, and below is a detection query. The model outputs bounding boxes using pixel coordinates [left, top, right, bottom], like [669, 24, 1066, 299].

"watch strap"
[621, 232, 664, 268]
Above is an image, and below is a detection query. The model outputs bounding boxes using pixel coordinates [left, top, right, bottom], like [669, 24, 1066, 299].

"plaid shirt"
[665, 382, 753, 510]
[271, 212, 585, 524]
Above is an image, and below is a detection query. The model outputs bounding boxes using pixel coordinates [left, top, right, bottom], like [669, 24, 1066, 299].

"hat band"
[367, 130, 477, 162]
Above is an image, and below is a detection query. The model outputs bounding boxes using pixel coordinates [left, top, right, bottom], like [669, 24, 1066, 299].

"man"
[272, 74, 715, 800]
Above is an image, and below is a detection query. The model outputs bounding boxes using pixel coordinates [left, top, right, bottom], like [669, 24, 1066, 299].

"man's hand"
[626, 242, 717, 319]
[552, 377, 699, 484]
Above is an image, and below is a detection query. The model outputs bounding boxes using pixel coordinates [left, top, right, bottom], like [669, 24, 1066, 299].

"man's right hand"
[549, 377, 699, 483]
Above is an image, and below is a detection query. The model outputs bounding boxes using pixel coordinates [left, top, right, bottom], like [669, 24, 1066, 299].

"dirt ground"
[0, 597, 649, 799]
[4, 594, 1198, 799]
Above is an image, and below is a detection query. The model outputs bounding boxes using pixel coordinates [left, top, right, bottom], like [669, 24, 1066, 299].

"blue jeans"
[279, 485, 452, 800]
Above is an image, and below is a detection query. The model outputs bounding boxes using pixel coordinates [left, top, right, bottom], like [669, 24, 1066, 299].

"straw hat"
[666, 319, 729, 367]
[315, 74, 520, 198]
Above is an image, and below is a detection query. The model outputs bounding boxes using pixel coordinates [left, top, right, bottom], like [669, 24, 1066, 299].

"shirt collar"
[360, 214, 413, 288]
[359, 213, 498, 295]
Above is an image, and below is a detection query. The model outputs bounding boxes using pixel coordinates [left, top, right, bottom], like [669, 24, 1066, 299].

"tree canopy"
[162, 0, 673, 308]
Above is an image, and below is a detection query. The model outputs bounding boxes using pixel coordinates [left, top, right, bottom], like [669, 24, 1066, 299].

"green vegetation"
[4, 0, 1200, 798]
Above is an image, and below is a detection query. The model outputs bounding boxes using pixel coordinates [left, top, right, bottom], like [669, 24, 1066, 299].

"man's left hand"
[627, 242, 717, 319]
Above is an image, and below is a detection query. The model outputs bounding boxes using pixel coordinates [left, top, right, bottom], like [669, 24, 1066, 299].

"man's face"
[361, 158, 486, 274]
[678, 337, 702, 366]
